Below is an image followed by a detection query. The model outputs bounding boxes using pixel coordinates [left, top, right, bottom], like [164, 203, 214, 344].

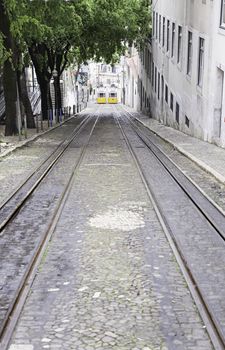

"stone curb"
[0, 114, 77, 160]
[136, 117, 225, 185]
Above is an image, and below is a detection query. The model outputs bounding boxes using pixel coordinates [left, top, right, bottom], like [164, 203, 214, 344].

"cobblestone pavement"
[120, 106, 225, 212]
[9, 105, 212, 350]
[0, 116, 97, 331]
[0, 109, 91, 206]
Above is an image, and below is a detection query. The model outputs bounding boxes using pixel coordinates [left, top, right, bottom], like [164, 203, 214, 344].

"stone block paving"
[9, 106, 213, 350]
[0, 110, 89, 206]
[124, 106, 225, 184]
[0, 117, 97, 329]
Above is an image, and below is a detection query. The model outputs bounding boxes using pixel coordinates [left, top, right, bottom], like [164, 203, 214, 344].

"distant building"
[89, 62, 123, 102]
[125, 0, 225, 147]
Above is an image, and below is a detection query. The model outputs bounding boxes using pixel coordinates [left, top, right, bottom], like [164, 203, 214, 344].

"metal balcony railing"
[29, 88, 41, 114]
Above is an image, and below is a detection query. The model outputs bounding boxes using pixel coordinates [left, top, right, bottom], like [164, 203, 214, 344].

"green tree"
[1, 0, 151, 134]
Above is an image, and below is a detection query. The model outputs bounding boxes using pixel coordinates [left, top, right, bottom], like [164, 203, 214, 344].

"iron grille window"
[177, 26, 182, 64]
[198, 37, 205, 87]
[187, 31, 193, 76]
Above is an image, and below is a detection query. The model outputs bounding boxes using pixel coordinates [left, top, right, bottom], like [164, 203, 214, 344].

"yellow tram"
[97, 87, 118, 104]
[97, 91, 107, 104]
[108, 91, 118, 104]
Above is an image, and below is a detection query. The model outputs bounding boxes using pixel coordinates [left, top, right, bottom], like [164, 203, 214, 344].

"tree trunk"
[39, 78, 52, 120]
[3, 60, 18, 135]
[55, 75, 62, 113]
[18, 68, 35, 128]
[0, 0, 18, 135]
[28, 45, 53, 121]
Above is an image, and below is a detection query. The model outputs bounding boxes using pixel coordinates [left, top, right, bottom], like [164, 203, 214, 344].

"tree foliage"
[0, 0, 151, 134]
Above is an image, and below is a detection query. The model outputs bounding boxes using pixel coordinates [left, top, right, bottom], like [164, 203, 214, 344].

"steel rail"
[0, 110, 101, 350]
[0, 113, 92, 235]
[121, 106, 225, 242]
[114, 109, 225, 350]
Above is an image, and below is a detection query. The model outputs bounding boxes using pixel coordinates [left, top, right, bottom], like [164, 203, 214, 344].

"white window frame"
[221, 0, 225, 28]
[162, 17, 166, 47]
[167, 20, 170, 52]
[197, 37, 205, 87]
[171, 22, 176, 58]
[177, 25, 182, 64]
[187, 31, 193, 76]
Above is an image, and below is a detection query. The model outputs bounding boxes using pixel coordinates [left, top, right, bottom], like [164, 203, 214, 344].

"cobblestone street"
[7, 106, 213, 350]
[2, 0, 225, 348]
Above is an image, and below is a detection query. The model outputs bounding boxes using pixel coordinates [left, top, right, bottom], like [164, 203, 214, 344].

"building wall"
[88, 62, 123, 102]
[126, 0, 225, 148]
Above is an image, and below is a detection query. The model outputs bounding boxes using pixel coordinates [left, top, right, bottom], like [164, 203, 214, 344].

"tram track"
[0, 109, 101, 349]
[0, 113, 92, 235]
[115, 105, 225, 350]
[121, 106, 225, 241]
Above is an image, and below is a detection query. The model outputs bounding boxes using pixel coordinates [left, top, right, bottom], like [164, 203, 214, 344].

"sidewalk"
[0, 121, 50, 158]
[128, 108, 225, 184]
[0, 110, 85, 159]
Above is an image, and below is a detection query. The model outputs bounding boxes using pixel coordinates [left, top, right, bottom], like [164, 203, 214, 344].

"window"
[165, 84, 168, 103]
[144, 48, 147, 69]
[153, 12, 155, 36]
[109, 93, 117, 98]
[187, 31, 193, 76]
[156, 13, 158, 40]
[172, 23, 175, 58]
[154, 67, 157, 93]
[170, 93, 174, 111]
[159, 15, 161, 43]
[158, 73, 160, 100]
[176, 102, 180, 123]
[167, 20, 170, 52]
[198, 37, 205, 87]
[152, 62, 155, 87]
[221, 0, 225, 27]
[163, 17, 166, 47]
[149, 52, 152, 80]
[185, 115, 190, 128]
[177, 26, 182, 64]
[143, 48, 145, 67]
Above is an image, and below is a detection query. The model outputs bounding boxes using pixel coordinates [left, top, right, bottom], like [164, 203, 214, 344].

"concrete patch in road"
[9, 345, 34, 350]
[89, 207, 145, 232]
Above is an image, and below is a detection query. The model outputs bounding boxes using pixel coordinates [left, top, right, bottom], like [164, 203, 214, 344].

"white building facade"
[88, 62, 123, 102]
[126, 0, 225, 147]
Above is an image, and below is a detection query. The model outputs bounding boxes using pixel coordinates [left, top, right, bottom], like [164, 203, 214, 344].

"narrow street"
[2, 1, 225, 349]
[1, 104, 223, 350]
